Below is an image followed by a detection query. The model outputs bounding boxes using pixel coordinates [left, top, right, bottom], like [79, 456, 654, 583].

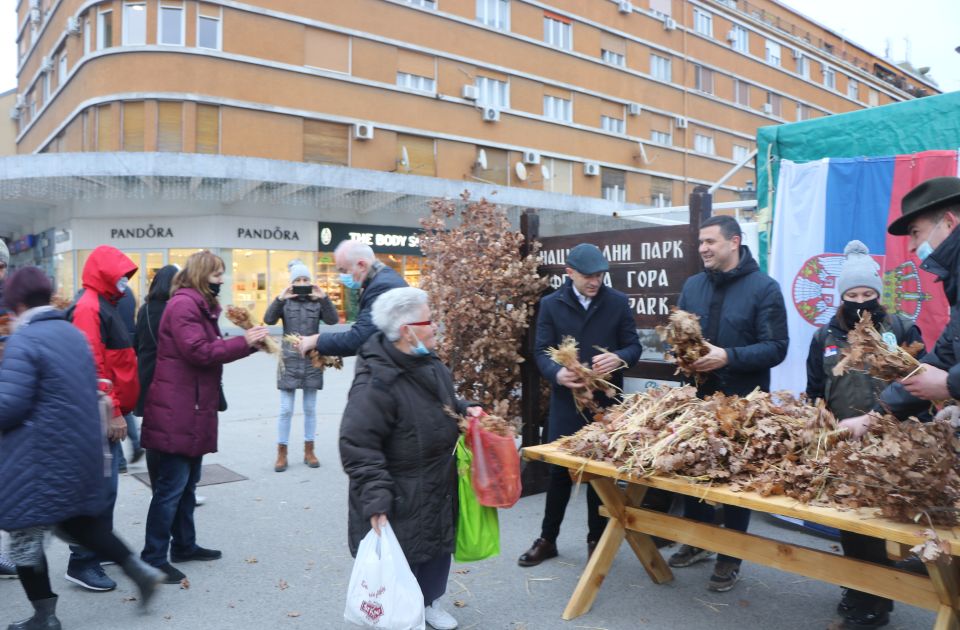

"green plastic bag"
[454, 436, 500, 563]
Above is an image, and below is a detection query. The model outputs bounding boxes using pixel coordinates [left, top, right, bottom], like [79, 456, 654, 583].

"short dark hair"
[700, 215, 742, 242]
[3, 266, 52, 311]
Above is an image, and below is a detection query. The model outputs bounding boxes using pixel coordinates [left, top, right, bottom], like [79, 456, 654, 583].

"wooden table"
[522, 443, 960, 629]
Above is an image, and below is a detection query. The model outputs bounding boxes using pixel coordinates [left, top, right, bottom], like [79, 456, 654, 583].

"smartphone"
[292, 285, 312, 296]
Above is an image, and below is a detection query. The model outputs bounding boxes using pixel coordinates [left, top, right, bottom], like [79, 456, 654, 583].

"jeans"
[277, 389, 317, 444]
[68, 440, 121, 569]
[683, 497, 752, 565]
[141, 450, 203, 567]
[116, 413, 141, 468]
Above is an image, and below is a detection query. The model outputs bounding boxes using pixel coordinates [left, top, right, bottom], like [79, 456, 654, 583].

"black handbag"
[218, 383, 228, 412]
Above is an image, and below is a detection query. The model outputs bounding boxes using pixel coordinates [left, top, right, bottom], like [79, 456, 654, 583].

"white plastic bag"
[343, 522, 425, 629]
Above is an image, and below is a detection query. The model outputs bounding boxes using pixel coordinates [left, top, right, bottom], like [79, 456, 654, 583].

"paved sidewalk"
[1, 352, 933, 629]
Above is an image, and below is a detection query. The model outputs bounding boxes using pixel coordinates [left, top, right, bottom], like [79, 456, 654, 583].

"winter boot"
[7, 596, 61, 630]
[120, 555, 163, 609]
[274, 444, 288, 472]
[304, 441, 320, 468]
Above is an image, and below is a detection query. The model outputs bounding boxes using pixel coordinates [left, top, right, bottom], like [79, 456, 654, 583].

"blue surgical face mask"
[338, 273, 361, 290]
[407, 330, 431, 356]
[916, 219, 944, 262]
[116, 277, 129, 293]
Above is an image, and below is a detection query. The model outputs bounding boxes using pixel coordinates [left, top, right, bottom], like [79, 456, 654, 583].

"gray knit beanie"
[288, 259, 312, 283]
[837, 240, 882, 297]
[0, 239, 9, 266]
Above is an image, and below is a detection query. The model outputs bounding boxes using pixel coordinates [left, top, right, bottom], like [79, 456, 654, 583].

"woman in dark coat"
[263, 259, 338, 472]
[340, 287, 480, 630]
[139, 251, 268, 585]
[0, 267, 162, 629]
[134, 264, 179, 418]
[806, 241, 924, 630]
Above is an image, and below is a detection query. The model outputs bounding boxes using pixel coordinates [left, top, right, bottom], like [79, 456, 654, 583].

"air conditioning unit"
[583, 162, 600, 176]
[482, 107, 500, 122]
[66, 16, 81, 35]
[792, 48, 802, 60]
[353, 122, 375, 140]
[15, 94, 25, 108]
[618, 1, 633, 13]
[9, 107, 20, 121]
[522, 150, 541, 165]
[30, 8, 41, 24]
[462, 84, 479, 100]
[674, 116, 688, 129]
[40, 56, 53, 74]
[726, 29, 737, 42]
[29, 0, 40, 9]
[762, 103, 773, 114]
[628, 102, 642, 116]
[663, 17, 677, 31]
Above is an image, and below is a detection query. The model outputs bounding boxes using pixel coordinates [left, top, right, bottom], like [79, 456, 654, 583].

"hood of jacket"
[81, 246, 138, 300]
[706, 245, 760, 287]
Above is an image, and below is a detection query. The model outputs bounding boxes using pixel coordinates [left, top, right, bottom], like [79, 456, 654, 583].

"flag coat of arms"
[768, 149, 958, 393]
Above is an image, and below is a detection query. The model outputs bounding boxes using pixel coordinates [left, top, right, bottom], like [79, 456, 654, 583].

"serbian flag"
[769, 150, 959, 393]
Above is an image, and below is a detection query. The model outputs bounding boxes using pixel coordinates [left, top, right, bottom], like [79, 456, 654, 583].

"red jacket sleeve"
[73, 293, 122, 417]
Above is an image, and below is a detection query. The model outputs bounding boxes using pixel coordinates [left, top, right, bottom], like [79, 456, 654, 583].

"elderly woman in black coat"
[340, 287, 480, 630]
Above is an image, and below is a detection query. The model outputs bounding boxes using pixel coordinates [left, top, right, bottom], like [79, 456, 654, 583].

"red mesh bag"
[465, 415, 521, 508]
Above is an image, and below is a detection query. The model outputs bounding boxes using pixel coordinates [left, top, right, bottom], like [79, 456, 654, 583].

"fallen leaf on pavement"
[454, 569, 470, 574]
[453, 600, 466, 608]
[278, 579, 289, 590]
[245, 557, 258, 564]
[180, 578, 190, 590]
[122, 596, 137, 602]
[287, 611, 301, 618]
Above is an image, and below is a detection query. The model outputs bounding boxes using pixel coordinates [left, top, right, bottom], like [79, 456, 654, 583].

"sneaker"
[65, 563, 117, 591]
[131, 448, 146, 464]
[424, 602, 458, 630]
[171, 546, 222, 563]
[668, 544, 715, 568]
[707, 560, 741, 592]
[156, 563, 187, 585]
[195, 495, 207, 506]
[0, 554, 18, 579]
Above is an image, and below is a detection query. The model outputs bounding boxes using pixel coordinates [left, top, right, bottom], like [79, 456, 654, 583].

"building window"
[196, 104, 220, 154]
[600, 115, 624, 134]
[198, 9, 222, 50]
[157, 101, 182, 152]
[544, 14, 571, 50]
[397, 134, 437, 176]
[693, 9, 713, 37]
[868, 90, 879, 107]
[715, 0, 737, 8]
[83, 17, 91, 55]
[122, 101, 145, 151]
[303, 120, 348, 165]
[122, 3, 147, 46]
[796, 102, 809, 121]
[476, 76, 509, 108]
[401, 0, 436, 8]
[159, 4, 185, 46]
[734, 79, 750, 106]
[729, 24, 748, 53]
[543, 95, 572, 123]
[397, 72, 436, 92]
[823, 65, 836, 90]
[765, 40, 781, 66]
[847, 78, 859, 100]
[304, 28, 349, 72]
[732, 144, 750, 162]
[651, 176, 672, 206]
[57, 52, 67, 86]
[694, 65, 714, 94]
[96, 104, 114, 150]
[601, 49, 625, 66]
[650, 54, 671, 82]
[97, 10, 113, 49]
[694, 133, 715, 155]
[766, 92, 782, 116]
[601, 168, 626, 202]
[651, 130, 672, 145]
[796, 54, 809, 79]
[650, 0, 671, 18]
[543, 157, 572, 194]
[42, 72, 50, 103]
[476, 0, 509, 30]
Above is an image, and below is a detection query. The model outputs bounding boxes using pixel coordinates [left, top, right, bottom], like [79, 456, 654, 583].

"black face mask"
[208, 282, 222, 297]
[841, 298, 880, 327]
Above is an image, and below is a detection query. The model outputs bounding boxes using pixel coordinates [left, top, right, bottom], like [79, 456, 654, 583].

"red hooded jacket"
[70, 246, 140, 417]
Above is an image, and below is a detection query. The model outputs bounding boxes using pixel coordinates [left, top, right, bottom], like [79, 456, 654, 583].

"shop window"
[303, 120, 349, 166]
[316, 251, 346, 319]
[96, 104, 115, 151]
[304, 28, 349, 72]
[269, 251, 316, 314]
[168, 248, 205, 271]
[159, 4, 185, 46]
[157, 101, 182, 152]
[475, 146, 508, 185]
[231, 249, 268, 318]
[543, 157, 572, 194]
[396, 134, 436, 176]
[601, 168, 626, 202]
[196, 104, 220, 154]
[98, 9, 114, 49]
[54, 251, 75, 298]
[122, 101, 145, 151]
[197, 5, 222, 50]
[122, 3, 147, 46]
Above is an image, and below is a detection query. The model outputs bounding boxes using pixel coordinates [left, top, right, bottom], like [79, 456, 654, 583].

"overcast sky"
[0, 1, 956, 94]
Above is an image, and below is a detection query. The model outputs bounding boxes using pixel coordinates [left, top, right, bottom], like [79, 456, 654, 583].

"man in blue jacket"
[667, 215, 788, 592]
[518, 243, 642, 567]
[298, 240, 407, 358]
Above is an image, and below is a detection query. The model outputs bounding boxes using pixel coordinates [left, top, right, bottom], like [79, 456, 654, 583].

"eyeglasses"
[406, 320, 433, 327]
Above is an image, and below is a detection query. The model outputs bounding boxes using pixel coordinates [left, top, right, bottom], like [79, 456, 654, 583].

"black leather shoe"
[170, 546, 222, 563]
[518, 538, 558, 567]
[842, 609, 890, 629]
[837, 589, 855, 614]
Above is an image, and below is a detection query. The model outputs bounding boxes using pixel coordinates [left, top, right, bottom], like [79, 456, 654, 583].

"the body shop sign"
[318, 222, 422, 255]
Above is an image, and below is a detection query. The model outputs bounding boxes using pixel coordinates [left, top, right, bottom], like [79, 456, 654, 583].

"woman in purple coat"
[139, 251, 268, 584]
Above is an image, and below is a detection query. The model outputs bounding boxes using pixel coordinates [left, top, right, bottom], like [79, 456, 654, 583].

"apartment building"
[3, 0, 936, 311]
